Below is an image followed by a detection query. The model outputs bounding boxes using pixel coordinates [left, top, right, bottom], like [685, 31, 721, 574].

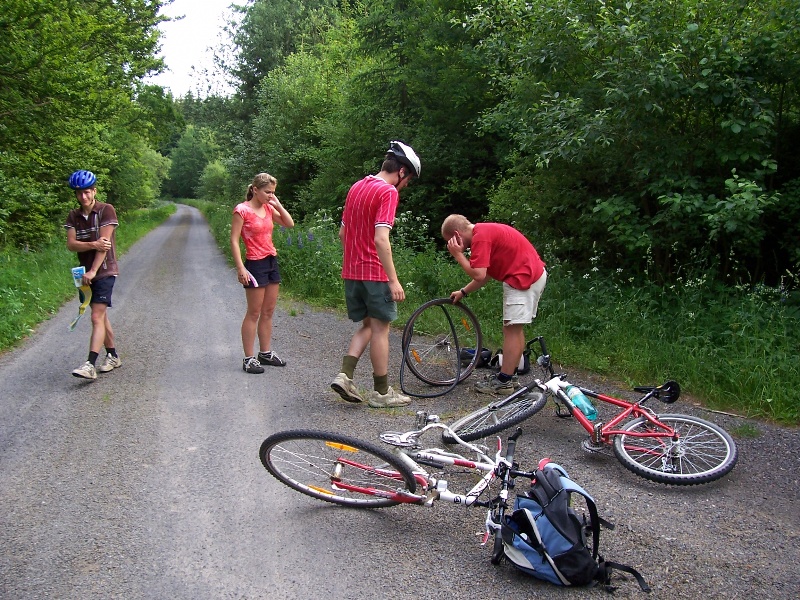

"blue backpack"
[501, 462, 650, 592]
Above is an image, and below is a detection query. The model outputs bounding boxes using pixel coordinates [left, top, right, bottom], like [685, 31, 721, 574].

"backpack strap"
[597, 558, 651, 593]
[558, 475, 601, 560]
[528, 467, 602, 562]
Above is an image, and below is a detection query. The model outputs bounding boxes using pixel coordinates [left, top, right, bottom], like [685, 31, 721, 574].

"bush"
[199, 160, 232, 202]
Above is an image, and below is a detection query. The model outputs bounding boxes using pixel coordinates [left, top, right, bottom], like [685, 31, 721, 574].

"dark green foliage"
[163, 125, 220, 198]
[203, 0, 798, 285]
[0, 0, 176, 247]
[466, 0, 800, 283]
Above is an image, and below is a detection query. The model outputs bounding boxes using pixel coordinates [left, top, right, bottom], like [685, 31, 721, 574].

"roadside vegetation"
[2, 1, 798, 425]
[189, 198, 798, 426]
[0, 204, 175, 351]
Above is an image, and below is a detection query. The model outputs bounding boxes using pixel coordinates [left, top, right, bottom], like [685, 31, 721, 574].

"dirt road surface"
[1, 205, 797, 599]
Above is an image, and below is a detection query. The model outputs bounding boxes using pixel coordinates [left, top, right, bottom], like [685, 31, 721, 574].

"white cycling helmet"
[387, 140, 421, 178]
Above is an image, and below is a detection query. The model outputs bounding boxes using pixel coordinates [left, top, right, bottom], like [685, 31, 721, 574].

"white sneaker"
[96, 353, 122, 373]
[72, 361, 97, 380]
[330, 373, 363, 403]
[367, 386, 411, 408]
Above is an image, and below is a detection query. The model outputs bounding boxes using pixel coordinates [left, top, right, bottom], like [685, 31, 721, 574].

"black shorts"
[244, 256, 282, 288]
[90, 276, 116, 307]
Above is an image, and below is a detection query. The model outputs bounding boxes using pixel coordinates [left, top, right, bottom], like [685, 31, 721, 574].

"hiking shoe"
[72, 361, 97, 380]
[96, 353, 122, 373]
[330, 372, 363, 403]
[258, 351, 286, 367]
[367, 386, 411, 408]
[243, 356, 265, 374]
[474, 374, 518, 395]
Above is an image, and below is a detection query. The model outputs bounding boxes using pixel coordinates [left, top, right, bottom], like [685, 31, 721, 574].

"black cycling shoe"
[258, 351, 286, 367]
[243, 356, 265, 374]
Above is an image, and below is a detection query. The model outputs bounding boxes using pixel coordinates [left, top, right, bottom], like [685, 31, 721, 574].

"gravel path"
[1, 205, 797, 599]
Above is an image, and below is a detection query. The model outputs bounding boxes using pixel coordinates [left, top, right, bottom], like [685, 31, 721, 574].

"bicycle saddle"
[633, 381, 681, 403]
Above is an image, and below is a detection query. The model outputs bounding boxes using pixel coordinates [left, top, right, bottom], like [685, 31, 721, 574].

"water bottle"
[565, 385, 598, 421]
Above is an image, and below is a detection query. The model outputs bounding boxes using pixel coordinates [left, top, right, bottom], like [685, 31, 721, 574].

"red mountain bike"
[443, 336, 738, 485]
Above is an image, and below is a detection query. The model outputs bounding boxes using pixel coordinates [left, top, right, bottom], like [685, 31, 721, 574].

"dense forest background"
[3, 0, 799, 286]
[2, 1, 799, 421]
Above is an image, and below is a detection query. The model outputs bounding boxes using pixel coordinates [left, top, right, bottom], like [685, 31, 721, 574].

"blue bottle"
[566, 385, 598, 421]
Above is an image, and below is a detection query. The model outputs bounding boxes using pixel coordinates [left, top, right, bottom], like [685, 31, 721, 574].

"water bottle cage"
[553, 396, 573, 419]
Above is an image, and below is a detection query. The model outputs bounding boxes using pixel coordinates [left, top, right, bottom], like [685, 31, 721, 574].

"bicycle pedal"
[581, 438, 606, 454]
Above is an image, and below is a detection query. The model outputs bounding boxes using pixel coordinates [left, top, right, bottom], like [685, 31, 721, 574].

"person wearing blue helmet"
[64, 170, 121, 380]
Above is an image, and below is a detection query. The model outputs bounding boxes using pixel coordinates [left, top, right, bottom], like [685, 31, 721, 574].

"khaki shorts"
[344, 280, 397, 322]
[503, 270, 547, 325]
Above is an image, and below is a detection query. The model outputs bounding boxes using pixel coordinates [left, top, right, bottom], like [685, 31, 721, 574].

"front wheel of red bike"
[613, 414, 738, 485]
[260, 430, 418, 507]
[442, 390, 547, 444]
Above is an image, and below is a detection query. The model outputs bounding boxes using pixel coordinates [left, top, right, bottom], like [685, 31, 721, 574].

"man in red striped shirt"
[331, 141, 421, 408]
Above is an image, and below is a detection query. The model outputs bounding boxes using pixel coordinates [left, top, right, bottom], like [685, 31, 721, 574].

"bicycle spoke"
[613, 414, 738, 485]
[402, 299, 481, 387]
[260, 431, 418, 507]
[443, 391, 547, 444]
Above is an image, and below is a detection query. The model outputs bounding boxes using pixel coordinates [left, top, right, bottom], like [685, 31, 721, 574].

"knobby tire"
[612, 414, 738, 485]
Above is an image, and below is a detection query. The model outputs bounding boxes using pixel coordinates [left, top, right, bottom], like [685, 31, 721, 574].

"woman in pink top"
[231, 173, 295, 374]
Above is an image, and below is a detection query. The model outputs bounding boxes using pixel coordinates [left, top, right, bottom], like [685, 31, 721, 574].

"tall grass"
[187, 200, 800, 425]
[0, 204, 176, 350]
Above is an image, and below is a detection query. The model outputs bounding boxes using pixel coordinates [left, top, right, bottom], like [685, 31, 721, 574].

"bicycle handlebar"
[529, 335, 548, 356]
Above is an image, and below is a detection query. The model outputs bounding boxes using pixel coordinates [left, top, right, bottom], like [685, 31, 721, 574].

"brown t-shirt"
[64, 201, 119, 279]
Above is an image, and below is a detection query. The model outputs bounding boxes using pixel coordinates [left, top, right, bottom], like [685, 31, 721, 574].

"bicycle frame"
[342, 418, 505, 506]
[435, 335, 735, 484]
[306, 413, 531, 552]
[539, 375, 677, 446]
[515, 335, 692, 464]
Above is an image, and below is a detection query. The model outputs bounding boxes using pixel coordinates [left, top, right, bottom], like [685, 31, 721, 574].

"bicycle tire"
[612, 414, 738, 485]
[442, 390, 547, 444]
[490, 511, 506, 565]
[260, 430, 417, 508]
[402, 298, 482, 386]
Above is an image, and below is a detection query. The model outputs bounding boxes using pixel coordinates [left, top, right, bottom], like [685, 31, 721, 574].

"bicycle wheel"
[442, 390, 548, 444]
[402, 298, 482, 386]
[613, 414, 738, 485]
[260, 430, 418, 507]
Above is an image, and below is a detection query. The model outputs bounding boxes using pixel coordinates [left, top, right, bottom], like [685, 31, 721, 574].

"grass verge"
[128, 200, 800, 425]
[0, 203, 176, 351]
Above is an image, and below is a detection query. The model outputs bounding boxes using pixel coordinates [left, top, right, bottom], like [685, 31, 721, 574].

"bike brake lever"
[480, 509, 502, 546]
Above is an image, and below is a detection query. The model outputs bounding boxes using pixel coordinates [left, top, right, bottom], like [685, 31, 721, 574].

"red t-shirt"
[234, 202, 276, 260]
[469, 223, 545, 290]
[340, 175, 399, 282]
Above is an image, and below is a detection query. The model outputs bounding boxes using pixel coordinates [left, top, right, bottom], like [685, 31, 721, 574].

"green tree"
[466, 0, 800, 282]
[0, 0, 166, 247]
[198, 160, 233, 202]
[224, 0, 342, 102]
[164, 125, 220, 198]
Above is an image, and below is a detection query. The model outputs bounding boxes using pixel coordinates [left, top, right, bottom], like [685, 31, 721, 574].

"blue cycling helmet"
[68, 170, 97, 190]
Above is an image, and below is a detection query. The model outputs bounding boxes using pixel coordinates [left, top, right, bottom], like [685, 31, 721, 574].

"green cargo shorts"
[344, 280, 397, 322]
